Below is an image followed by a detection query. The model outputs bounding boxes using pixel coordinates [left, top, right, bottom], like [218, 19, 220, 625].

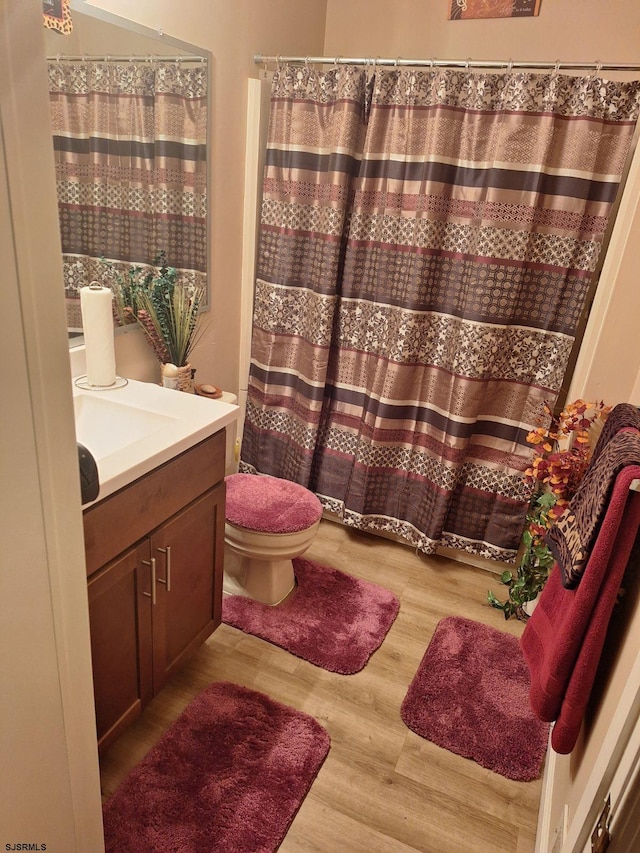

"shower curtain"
[48, 59, 207, 315]
[241, 63, 640, 561]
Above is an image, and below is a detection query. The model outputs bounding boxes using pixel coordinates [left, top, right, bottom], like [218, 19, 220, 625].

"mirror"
[44, 7, 209, 345]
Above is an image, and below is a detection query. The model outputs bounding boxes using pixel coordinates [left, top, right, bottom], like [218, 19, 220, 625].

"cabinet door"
[87, 541, 153, 753]
[151, 484, 224, 691]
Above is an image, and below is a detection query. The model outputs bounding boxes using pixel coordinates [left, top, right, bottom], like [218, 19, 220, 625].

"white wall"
[325, 0, 640, 66]
[568, 142, 640, 405]
[2, 1, 104, 849]
[69, 325, 160, 383]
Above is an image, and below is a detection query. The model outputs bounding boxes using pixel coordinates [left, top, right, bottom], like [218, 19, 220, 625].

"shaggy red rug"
[102, 682, 330, 853]
[401, 616, 549, 782]
[222, 557, 400, 674]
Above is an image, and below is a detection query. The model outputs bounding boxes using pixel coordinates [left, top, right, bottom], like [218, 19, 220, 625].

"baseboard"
[536, 732, 558, 853]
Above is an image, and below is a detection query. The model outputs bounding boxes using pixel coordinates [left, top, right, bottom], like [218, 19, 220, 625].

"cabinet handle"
[156, 545, 171, 592]
[142, 557, 157, 605]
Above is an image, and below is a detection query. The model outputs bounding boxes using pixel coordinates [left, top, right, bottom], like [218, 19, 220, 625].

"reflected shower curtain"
[48, 60, 207, 323]
[241, 64, 640, 561]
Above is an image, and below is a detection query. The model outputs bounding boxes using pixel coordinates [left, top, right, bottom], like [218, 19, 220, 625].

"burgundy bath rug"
[222, 557, 400, 674]
[102, 681, 330, 853]
[401, 616, 549, 782]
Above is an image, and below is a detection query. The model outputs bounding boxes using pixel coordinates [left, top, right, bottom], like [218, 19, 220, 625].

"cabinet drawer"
[83, 430, 225, 576]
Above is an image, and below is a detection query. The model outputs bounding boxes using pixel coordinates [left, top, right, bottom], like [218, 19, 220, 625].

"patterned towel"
[547, 429, 640, 588]
[590, 402, 640, 463]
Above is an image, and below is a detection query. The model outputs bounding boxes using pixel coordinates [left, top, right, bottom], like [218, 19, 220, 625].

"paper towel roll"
[80, 284, 116, 387]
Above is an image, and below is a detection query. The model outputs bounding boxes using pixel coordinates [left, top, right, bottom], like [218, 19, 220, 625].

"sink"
[73, 378, 238, 505]
[74, 393, 178, 460]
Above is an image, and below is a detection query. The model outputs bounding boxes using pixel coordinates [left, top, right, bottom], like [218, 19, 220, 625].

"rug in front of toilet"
[222, 557, 400, 675]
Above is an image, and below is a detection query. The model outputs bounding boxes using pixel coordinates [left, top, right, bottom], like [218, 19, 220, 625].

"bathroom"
[4, 0, 640, 851]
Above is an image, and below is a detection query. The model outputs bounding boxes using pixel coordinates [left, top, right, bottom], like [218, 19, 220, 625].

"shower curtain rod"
[48, 54, 206, 63]
[254, 54, 640, 72]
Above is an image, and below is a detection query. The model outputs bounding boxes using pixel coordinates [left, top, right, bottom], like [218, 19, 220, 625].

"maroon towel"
[546, 430, 640, 588]
[521, 465, 640, 754]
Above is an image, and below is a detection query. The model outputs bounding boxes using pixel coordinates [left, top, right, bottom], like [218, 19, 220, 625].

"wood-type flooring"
[99, 519, 543, 853]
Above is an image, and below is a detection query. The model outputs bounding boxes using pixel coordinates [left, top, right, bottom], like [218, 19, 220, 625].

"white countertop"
[73, 378, 238, 506]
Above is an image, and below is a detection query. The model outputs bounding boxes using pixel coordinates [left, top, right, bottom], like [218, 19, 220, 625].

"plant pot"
[523, 594, 541, 617]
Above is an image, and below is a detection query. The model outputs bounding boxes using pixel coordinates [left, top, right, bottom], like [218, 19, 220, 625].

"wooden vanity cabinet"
[84, 431, 226, 754]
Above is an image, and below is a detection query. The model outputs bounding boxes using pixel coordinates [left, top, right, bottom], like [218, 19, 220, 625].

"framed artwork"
[449, 0, 541, 20]
[43, 0, 73, 34]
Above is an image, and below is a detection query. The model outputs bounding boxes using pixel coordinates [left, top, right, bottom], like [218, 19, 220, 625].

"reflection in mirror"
[44, 11, 208, 344]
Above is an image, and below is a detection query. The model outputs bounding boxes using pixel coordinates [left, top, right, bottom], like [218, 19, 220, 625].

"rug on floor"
[222, 557, 400, 674]
[102, 681, 330, 853]
[401, 615, 549, 782]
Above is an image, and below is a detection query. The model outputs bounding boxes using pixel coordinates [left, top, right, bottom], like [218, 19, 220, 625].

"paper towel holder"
[74, 375, 129, 391]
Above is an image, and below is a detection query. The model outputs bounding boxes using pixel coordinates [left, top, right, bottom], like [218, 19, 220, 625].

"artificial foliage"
[105, 251, 205, 367]
[487, 491, 557, 620]
[489, 399, 610, 621]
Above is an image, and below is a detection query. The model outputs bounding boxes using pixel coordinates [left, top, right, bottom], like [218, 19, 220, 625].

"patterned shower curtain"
[241, 63, 640, 561]
[48, 59, 207, 325]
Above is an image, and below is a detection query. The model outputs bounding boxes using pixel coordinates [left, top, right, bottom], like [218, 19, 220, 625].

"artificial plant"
[488, 399, 610, 621]
[105, 251, 205, 367]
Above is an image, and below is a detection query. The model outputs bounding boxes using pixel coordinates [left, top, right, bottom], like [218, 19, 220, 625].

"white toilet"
[223, 473, 323, 605]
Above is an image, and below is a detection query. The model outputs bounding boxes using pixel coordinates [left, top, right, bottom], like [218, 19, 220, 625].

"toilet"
[223, 473, 323, 605]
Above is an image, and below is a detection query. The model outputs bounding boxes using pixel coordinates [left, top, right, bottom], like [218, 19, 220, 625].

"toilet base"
[223, 547, 296, 606]
[222, 517, 320, 606]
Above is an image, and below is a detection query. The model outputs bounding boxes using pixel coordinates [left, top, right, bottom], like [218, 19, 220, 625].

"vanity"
[75, 379, 238, 753]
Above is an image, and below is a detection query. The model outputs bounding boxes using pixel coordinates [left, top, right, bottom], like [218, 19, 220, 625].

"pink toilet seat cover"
[225, 473, 323, 534]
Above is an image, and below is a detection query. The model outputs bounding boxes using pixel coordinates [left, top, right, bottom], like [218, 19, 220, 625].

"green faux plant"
[104, 251, 205, 367]
[487, 491, 557, 621]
